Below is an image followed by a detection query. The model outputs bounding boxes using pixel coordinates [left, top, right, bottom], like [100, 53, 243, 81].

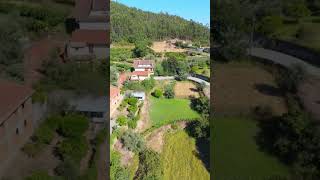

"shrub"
[127, 97, 138, 106]
[55, 157, 80, 180]
[152, 89, 163, 98]
[121, 130, 145, 153]
[127, 105, 138, 114]
[164, 84, 175, 99]
[117, 115, 128, 126]
[32, 124, 54, 144]
[57, 137, 88, 164]
[135, 150, 163, 180]
[128, 119, 138, 129]
[258, 16, 283, 35]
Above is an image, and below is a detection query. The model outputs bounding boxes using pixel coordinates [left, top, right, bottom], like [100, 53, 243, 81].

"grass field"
[213, 117, 290, 180]
[162, 131, 209, 180]
[149, 96, 200, 127]
[274, 17, 320, 52]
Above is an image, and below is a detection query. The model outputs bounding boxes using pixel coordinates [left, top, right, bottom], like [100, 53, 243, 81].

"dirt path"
[97, 139, 107, 180]
[24, 36, 65, 87]
[113, 140, 134, 167]
[298, 77, 320, 121]
[136, 96, 151, 133]
[145, 122, 187, 153]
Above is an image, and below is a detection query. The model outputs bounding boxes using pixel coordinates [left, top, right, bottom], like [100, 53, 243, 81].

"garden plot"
[174, 81, 200, 98]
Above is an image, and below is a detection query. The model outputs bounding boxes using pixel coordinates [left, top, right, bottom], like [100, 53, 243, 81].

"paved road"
[248, 48, 320, 77]
[154, 76, 210, 86]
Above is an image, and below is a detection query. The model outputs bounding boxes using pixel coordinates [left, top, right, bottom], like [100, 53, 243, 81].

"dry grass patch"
[213, 62, 287, 116]
[174, 81, 199, 98]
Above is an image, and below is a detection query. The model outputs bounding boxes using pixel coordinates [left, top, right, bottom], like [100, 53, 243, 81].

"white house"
[133, 60, 154, 74]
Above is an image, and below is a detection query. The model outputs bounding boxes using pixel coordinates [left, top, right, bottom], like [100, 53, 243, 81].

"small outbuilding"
[130, 91, 145, 101]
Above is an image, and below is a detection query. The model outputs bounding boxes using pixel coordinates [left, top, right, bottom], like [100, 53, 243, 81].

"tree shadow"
[316, 100, 320, 104]
[254, 83, 283, 97]
[190, 88, 198, 92]
[185, 121, 210, 172]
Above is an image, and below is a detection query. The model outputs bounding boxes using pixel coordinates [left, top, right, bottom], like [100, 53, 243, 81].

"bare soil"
[113, 140, 134, 167]
[298, 77, 320, 121]
[213, 62, 287, 116]
[174, 81, 200, 98]
[151, 41, 186, 53]
[3, 135, 62, 180]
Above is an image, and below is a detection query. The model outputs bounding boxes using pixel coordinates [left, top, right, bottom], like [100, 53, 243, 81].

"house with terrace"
[130, 59, 154, 81]
[66, 0, 109, 59]
[66, 29, 109, 59]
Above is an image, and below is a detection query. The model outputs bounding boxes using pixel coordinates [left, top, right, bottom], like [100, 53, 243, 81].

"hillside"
[111, 1, 210, 45]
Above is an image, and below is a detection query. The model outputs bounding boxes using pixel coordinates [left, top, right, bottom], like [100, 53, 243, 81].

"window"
[16, 128, 19, 135]
[22, 102, 25, 109]
[24, 120, 27, 127]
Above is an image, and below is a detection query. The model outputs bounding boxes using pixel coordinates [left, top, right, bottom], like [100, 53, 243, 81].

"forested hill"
[111, 1, 210, 45]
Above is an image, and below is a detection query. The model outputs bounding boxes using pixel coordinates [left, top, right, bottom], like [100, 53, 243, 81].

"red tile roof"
[0, 80, 34, 123]
[70, 30, 109, 45]
[131, 71, 150, 76]
[110, 86, 120, 99]
[72, 0, 109, 20]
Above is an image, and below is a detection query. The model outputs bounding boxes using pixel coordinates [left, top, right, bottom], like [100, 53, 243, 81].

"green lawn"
[162, 130, 210, 180]
[213, 117, 290, 180]
[149, 96, 200, 127]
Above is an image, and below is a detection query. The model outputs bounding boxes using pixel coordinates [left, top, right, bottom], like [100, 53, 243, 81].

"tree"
[110, 65, 119, 86]
[135, 150, 163, 180]
[258, 15, 283, 35]
[121, 130, 145, 153]
[132, 41, 151, 58]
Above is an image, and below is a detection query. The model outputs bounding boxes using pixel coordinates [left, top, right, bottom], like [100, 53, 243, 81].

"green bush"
[55, 157, 79, 180]
[121, 130, 145, 153]
[57, 114, 89, 138]
[117, 115, 128, 126]
[33, 124, 54, 144]
[152, 89, 163, 98]
[57, 137, 88, 164]
[127, 97, 138, 106]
